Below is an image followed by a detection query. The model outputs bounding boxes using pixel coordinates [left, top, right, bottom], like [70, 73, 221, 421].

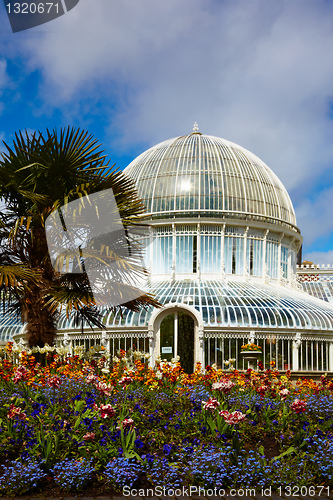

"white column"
[329, 342, 333, 372]
[198, 327, 205, 369]
[278, 233, 284, 283]
[197, 223, 201, 280]
[171, 223, 176, 280]
[100, 330, 110, 354]
[149, 226, 153, 276]
[288, 237, 295, 284]
[287, 248, 292, 283]
[174, 310, 178, 358]
[148, 329, 154, 368]
[292, 333, 301, 371]
[243, 226, 249, 278]
[63, 332, 73, 357]
[262, 229, 269, 279]
[221, 224, 226, 279]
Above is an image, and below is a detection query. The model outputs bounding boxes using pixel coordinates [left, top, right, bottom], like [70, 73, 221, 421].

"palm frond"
[0, 126, 161, 346]
[0, 264, 40, 288]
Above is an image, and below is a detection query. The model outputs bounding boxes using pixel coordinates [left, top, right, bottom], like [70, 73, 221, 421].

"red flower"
[85, 374, 98, 385]
[279, 388, 290, 400]
[7, 404, 27, 420]
[93, 403, 116, 419]
[219, 410, 246, 425]
[119, 376, 133, 388]
[257, 385, 268, 396]
[118, 418, 134, 429]
[95, 381, 112, 396]
[47, 375, 61, 388]
[13, 365, 29, 384]
[212, 379, 235, 394]
[83, 432, 96, 441]
[202, 397, 220, 410]
[290, 398, 307, 413]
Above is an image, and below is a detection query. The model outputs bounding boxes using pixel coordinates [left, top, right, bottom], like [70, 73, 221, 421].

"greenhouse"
[10, 125, 333, 373]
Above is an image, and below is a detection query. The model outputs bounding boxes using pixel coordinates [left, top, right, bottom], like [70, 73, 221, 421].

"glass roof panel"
[52, 279, 333, 332]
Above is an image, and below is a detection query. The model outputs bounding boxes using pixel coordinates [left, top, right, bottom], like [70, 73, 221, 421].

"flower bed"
[0, 345, 333, 496]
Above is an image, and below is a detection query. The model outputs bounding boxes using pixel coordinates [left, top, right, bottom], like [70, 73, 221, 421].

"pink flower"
[290, 399, 307, 413]
[279, 388, 290, 400]
[118, 418, 134, 429]
[93, 403, 116, 419]
[13, 366, 29, 384]
[7, 404, 27, 420]
[119, 376, 133, 388]
[219, 410, 231, 419]
[47, 375, 61, 388]
[202, 397, 220, 410]
[212, 379, 235, 394]
[257, 385, 268, 396]
[95, 381, 112, 396]
[83, 432, 96, 441]
[86, 374, 98, 384]
[219, 410, 246, 425]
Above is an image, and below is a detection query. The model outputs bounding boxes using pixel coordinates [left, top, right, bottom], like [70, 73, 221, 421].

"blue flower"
[163, 444, 172, 455]
[0, 460, 47, 495]
[135, 439, 144, 449]
[104, 458, 143, 488]
[51, 459, 94, 492]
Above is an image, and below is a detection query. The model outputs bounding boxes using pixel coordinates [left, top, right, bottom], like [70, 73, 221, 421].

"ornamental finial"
[193, 121, 199, 132]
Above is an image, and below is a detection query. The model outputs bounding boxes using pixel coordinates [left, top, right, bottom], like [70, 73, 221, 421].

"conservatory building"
[9, 126, 333, 372]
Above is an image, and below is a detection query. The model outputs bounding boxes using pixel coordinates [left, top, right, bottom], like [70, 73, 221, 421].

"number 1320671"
[277, 486, 330, 497]
[6, 3, 59, 14]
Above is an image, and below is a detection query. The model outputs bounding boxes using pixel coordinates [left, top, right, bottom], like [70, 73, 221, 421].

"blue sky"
[1, 0, 333, 263]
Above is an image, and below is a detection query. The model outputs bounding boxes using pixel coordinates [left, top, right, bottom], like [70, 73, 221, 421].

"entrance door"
[178, 311, 194, 373]
[160, 314, 175, 362]
[159, 311, 195, 373]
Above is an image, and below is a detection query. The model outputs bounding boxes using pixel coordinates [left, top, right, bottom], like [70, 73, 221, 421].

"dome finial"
[193, 121, 199, 132]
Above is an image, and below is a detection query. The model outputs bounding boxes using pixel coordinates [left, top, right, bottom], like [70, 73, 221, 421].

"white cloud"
[5, 0, 333, 250]
[21, 2, 333, 172]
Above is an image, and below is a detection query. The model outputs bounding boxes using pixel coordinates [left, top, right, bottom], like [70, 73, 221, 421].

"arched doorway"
[160, 311, 195, 373]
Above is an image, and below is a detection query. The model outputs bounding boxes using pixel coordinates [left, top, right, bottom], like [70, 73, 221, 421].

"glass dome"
[125, 132, 297, 229]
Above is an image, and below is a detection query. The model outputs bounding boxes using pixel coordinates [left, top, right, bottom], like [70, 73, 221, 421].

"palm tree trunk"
[22, 287, 58, 348]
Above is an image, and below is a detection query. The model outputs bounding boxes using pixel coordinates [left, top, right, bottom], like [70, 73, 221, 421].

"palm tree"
[0, 127, 159, 347]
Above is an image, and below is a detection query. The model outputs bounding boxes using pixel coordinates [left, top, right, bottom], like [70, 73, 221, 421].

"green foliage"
[0, 127, 159, 347]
